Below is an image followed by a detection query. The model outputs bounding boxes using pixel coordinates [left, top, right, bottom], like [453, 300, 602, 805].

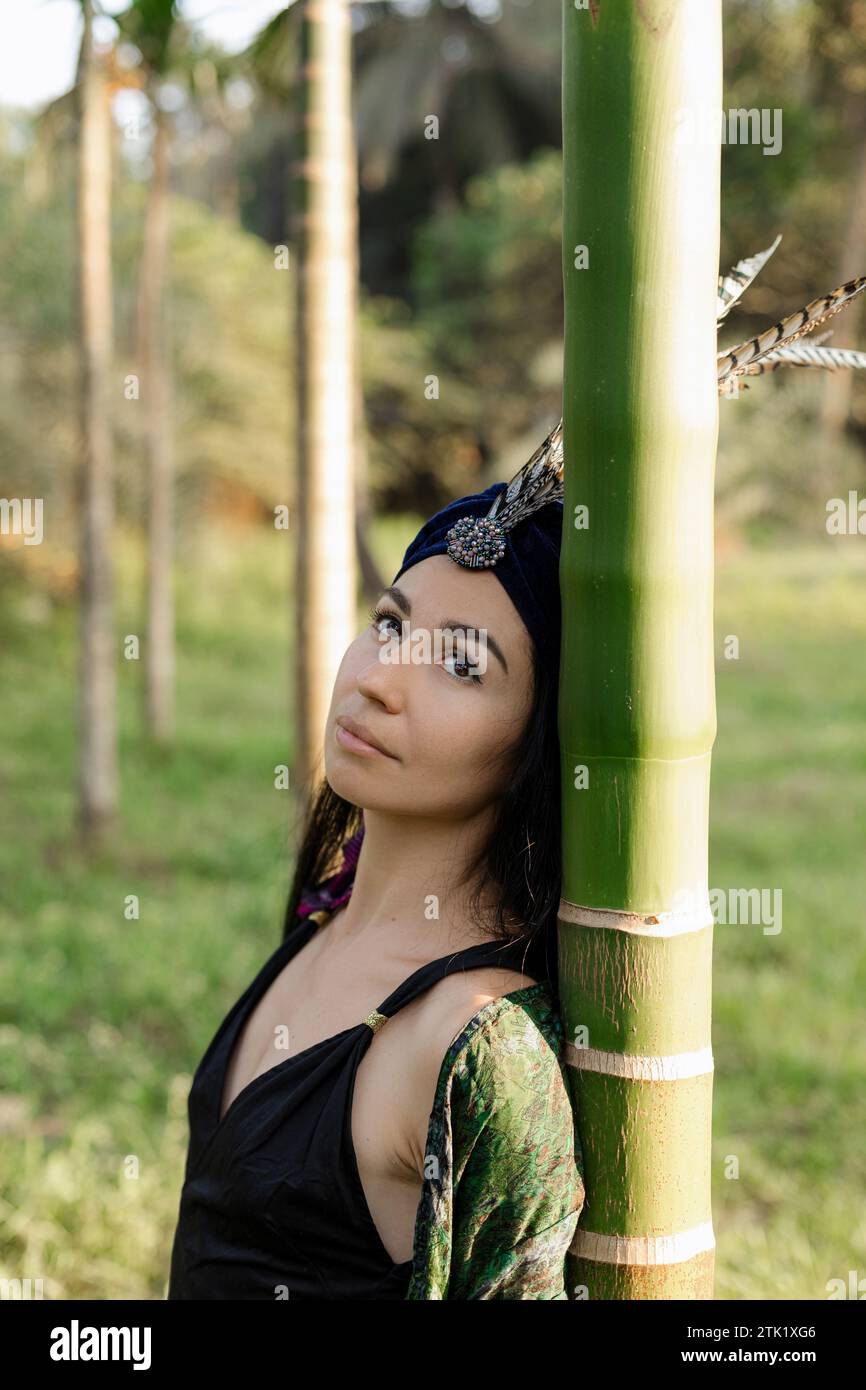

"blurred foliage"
[0, 167, 289, 595]
[2, 0, 866, 570]
[0, 162, 475, 588]
[411, 150, 564, 464]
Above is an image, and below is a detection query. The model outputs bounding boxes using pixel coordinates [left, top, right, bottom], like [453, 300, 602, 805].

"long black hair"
[282, 635, 562, 997]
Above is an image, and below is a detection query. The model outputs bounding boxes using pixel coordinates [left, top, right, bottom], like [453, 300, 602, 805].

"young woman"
[167, 423, 586, 1300]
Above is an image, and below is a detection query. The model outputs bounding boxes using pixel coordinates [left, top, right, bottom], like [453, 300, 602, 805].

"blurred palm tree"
[245, 0, 562, 601]
[813, 0, 866, 436]
[352, 0, 560, 208]
[119, 0, 181, 745]
[250, 1, 359, 807]
[76, 0, 119, 841]
[247, 1, 383, 609]
[246, 2, 365, 811]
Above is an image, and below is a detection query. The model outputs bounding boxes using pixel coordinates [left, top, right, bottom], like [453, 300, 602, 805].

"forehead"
[393, 554, 533, 665]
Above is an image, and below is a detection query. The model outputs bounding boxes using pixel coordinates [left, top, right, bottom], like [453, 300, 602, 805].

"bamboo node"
[559, 899, 715, 937]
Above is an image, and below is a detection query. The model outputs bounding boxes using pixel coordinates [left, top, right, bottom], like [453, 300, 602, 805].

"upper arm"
[399, 969, 537, 1176]
[446, 1004, 585, 1300]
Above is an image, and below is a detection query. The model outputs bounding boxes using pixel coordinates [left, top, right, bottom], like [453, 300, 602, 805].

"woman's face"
[324, 555, 535, 821]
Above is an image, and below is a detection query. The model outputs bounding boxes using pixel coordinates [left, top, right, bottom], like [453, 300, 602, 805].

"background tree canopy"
[3, 0, 866, 567]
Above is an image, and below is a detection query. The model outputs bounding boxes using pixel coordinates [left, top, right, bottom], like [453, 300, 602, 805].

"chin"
[324, 749, 381, 801]
[326, 760, 413, 819]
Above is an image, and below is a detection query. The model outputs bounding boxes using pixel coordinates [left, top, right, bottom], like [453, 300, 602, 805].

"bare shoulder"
[408, 963, 539, 1086]
[425, 962, 539, 1022]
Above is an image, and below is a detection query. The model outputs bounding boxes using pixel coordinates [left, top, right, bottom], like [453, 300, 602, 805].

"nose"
[355, 637, 408, 713]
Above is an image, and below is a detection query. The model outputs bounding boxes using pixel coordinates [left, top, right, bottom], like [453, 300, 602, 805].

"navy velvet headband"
[391, 481, 564, 672]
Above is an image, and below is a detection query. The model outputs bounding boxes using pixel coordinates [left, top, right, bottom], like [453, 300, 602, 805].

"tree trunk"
[77, 0, 118, 841]
[354, 354, 385, 601]
[352, 143, 384, 603]
[821, 136, 866, 436]
[559, 0, 720, 1300]
[292, 0, 358, 810]
[138, 104, 175, 744]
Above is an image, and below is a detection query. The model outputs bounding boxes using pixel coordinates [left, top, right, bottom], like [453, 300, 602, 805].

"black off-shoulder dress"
[167, 903, 535, 1301]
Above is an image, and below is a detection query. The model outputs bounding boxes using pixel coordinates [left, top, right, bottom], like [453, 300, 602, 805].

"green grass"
[710, 541, 866, 1299]
[1, 530, 864, 1299]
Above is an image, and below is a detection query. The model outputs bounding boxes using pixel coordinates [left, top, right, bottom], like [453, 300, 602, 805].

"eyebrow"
[378, 585, 509, 675]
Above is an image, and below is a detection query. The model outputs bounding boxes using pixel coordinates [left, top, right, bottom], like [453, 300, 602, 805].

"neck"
[336, 806, 498, 952]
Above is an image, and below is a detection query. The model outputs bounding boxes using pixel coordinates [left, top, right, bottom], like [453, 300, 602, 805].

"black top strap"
[375, 931, 536, 1018]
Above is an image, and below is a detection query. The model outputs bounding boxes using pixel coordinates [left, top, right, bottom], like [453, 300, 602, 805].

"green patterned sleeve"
[437, 987, 585, 1300]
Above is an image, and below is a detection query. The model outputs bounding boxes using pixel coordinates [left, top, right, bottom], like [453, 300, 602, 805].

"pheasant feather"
[488, 419, 565, 525]
[743, 341, 866, 376]
[444, 420, 564, 566]
[717, 275, 866, 388]
[717, 234, 782, 323]
[463, 242, 866, 549]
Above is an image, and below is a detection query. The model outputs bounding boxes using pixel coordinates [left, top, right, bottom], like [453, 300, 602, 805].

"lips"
[335, 715, 396, 759]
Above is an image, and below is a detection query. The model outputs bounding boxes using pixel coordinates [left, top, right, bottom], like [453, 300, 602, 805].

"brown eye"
[442, 651, 483, 686]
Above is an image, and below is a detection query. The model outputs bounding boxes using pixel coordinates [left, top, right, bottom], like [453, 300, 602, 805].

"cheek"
[415, 694, 522, 799]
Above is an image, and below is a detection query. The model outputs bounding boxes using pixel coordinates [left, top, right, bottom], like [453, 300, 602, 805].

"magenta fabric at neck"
[296, 825, 366, 921]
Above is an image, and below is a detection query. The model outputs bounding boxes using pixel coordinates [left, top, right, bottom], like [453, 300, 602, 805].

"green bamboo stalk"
[559, 0, 721, 1299]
